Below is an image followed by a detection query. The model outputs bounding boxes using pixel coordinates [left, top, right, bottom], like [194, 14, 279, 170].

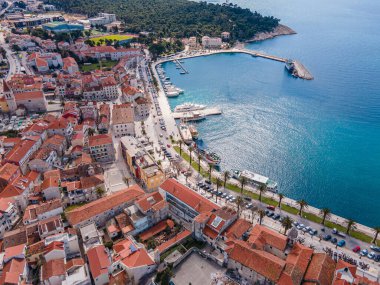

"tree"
[179, 140, 183, 155]
[258, 184, 267, 202]
[249, 205, 258, 224]
[223, 170, 230, 189]
[216, 178, 222, 203]
[258, 209, 265, 225]
[235, 196, 244, 217]
[296, 199, 308, 216]
[346, 219, 356, 235]
[188, 146, 193, 166]
[96, 187, 105, 198]
[277, 193, 284, 208]
[197, 154, 201, 173]
[240, 176, 247, 194]
[319, 208, 331, 225]
[208, 163, 213, 181]
[281, 216, 293, 235]
[372, 227, 380, 244]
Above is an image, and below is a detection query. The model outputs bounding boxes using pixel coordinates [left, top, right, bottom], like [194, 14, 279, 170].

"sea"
[162, 0, 380, 227]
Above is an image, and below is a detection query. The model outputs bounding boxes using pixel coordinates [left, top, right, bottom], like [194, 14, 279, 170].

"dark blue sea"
[162, 0, 380, 227]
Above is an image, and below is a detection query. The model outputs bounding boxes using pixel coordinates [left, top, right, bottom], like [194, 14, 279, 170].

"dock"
[172, 107, 222, 119]
[174, 59, 189, 74]
[158, 47, 313, 80]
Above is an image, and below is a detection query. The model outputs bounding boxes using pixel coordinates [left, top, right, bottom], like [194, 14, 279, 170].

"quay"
[172, 107, 222, 119]
[174, 59, 189, 74]
[157, 47, 313, 80]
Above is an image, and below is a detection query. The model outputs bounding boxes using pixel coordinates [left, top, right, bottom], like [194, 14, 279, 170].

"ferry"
[188, 124, 199, 140]
[193, 139, 221, 166]
[174, 103, 206, 113]
[232, 169, 278, 192]
[178, 123, 193, 144]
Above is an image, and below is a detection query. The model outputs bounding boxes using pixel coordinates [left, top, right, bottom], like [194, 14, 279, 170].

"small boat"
[232, 169, 278, 192]
[181, 111, 206, 122]
[174, 103, 206, 113]
[180, 71, 186, 75]
[188, 124, 199, 140]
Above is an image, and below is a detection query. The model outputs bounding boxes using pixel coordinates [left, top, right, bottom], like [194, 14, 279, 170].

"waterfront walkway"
[157, 47, 314, 80]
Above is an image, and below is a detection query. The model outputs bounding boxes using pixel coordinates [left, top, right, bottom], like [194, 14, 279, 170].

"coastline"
[246, 24, 297, 42]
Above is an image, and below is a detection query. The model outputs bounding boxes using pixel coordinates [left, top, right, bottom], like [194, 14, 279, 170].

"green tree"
[223, 170, 230, 189]
[208, 163, 213, 181]
[319, 208, 331, 225]
[235, 196, 244, 217]
[346, 219, 356, 235]
[197, 154, 201, 173]
[188, 146, 193, 166]
[258, 184, 267, 202]
[216, 178, 222, 203]
[372, 227, 380, 244]
[281, 216, 293, 235]
[179, 140, 183, 155]
[96, 187, 105, 198]
[277, 193, 284, 208]
[296, 199, 308, 216]
[258, 209, 265, 225]
[240, 176, 247, 194]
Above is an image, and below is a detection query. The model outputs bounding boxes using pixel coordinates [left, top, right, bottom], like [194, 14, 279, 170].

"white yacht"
[174, 103, 206, 113]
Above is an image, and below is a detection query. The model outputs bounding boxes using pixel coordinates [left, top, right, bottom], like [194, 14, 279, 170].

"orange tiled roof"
[223, 218, 251, 240]
[160, 179, 219, 214]
[66, 185, 144, 226]
[113, 237, 155, 268]
[65, 258, 85, 272]
[0, 258, 26, 285]
[157, 230, 191, 253]
[88, 134, 113, 147]
[5, 139, 37, 164]
[40, 176, 59, 191]
[87, 245, 110, 279]
[0, 163, 20, 182]
[203, 226, 218, 239]
[248, 224, 288, 251]
[41, 258, 65, 281]
[303, 252, 336, 285]
[139, 219, 174, 242]
[135, 192, 164, 212]
[14, 91, 44, 101]
[80, 174, 104, 189]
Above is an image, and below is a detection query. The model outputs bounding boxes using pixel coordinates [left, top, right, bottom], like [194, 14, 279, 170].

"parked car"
[352, 246, 361, 253]
[331, 238, 338, 244]
[272, 214, 281, 220]
[370, 245, 380, 252]
[309, 229, 318, 235]
[266, 205, 275, 211]
[245, 203, 253, 209]
[368, 252, 376, 259]
[337, 240, 346, 247]
[360, 249, 368, 256]
[375, 254, 380, 262]
[296, 224, 305, 230]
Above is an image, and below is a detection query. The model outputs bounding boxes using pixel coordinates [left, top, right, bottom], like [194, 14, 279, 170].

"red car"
[266, 205, 275, 211]
[167, 144, 171, 148]
[352, 246, 361, 253]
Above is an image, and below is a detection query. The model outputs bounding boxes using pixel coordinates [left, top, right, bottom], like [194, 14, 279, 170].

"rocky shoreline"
[246, 24, 296, 42]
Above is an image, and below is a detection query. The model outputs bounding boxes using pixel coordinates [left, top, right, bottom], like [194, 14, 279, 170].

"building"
[97, 104, 110, 133]
[66, 185, 145, 228]
[159, 178, 219, 223]
[221, 31, 231, 40]
[27, 52, 63, 72]
[120, 136, 165, 191]
[42, 21, 84, 33]
[0, 163, 21, 190]
[23, 199, 63, 225]
[0, 198, 20, 238]
[201, 36, 222, 49]
[87, 245, 111, 285]
[88, 134, 115, 163]
[134, 97, 150, 119]
[62, 174, 104, 205]
[62, 57, 79, 74]
[88, 13, 116, 26]
[112, 103, 135, 137]
[28, 148, 58, 173]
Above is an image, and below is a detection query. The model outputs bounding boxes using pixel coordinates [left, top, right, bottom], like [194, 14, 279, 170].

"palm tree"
[188, 146, 194, 166]
[258, 209, 266, 225]
[296, 199, 308, 216]
[240, 176, 247, 194]
[250, 205, 258, 224]
[258, 184, 267, 202]
[208, 163, 213, 181]
[223, 170, 230, 189]
[346, 219, 356, 235]
[281, 216, 293, 235]
[88, 128, 95, 136]
[197, 154, 201, 173]
[319, 208, 331, 225]
[235, 196, 244, 217]
[179, 140, 183, 155]
[216, 178, 222, 204]
[277, 193, 284, 208]
[372, 227, 380, 244]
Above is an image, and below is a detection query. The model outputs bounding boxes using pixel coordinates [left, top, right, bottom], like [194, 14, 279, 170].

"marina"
[232, 169, 278, 192]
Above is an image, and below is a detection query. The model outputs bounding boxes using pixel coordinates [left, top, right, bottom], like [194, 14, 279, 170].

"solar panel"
[211, 216, 223, 228]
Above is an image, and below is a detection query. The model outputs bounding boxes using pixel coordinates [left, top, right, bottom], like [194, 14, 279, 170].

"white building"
[88, 13, 116, 26]
[0, 198, 20, 238]
[201, 36, 222, 49]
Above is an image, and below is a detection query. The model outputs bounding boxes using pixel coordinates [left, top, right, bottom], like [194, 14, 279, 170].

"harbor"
[172, 107, 222, 120]
[157, 47, 314, 80]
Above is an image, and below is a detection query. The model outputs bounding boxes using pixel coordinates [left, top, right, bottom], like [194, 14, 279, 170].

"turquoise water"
[162, 0, 380, 227]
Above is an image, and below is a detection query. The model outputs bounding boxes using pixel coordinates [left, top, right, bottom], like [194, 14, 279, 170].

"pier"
[174, 59, 189, 74]
[172, 107, 222, 119]
[157, 48, 313, 80]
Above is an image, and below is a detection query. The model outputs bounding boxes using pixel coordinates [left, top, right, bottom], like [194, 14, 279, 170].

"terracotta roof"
[223, 218, 251, 240]
[0, 258, 26, 285]
[160, 179, 219, 214]
[335, 260, 357, 277]
[0, 184, 25, 199]
[5, 139, 37, 164]
[74, 152, 92, 166]
[41, 258, 65, 281]
[278, 242, 313, 285]
[66, 185, 144, 226]
[14, 91, 44, 101]
[38, 216, 63, 235]
[62, 180, 81, 192]
[157, 229, 192, 253]
[43, 169, 60, 179]
[203, 226, 218, 239]
[112, 103, 134, 125]
[139, 219, 174, 242]
[87, 245, 110, 279]
[248, 224, 288, 251]
[4, 244, 25, 260]
[27, 170, 40, 181]
[44, 134, 65, 146]
[65, 258, 85, 272]
[303, 253, 336, 285]
[23, 199, 62, 223]
[41, 177, 59, 191]
[3, 228, 27, 249]
[113, 237, 155, 268]
[227, 240, 286, 282]
[109, 270, 129, 285]
[80, 174, 104, 189]
[0, 163, 20, 182]
[88, 134, 113, 147]
[0, 197, 16, 212]
[135, 192, 164, 213]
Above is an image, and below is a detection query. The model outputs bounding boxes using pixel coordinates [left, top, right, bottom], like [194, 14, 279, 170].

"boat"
[188, 124, 199, 140]
[285, 60, 295, 72]
[174, 103, 206, 113]
[166, 91, 180, 97]
[232, 169, 278, 192]
[180, 71, 186, 75]
[178, 123, 193, 144]
[180, 111, 206, 122]
[198, 149, 221, 166]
